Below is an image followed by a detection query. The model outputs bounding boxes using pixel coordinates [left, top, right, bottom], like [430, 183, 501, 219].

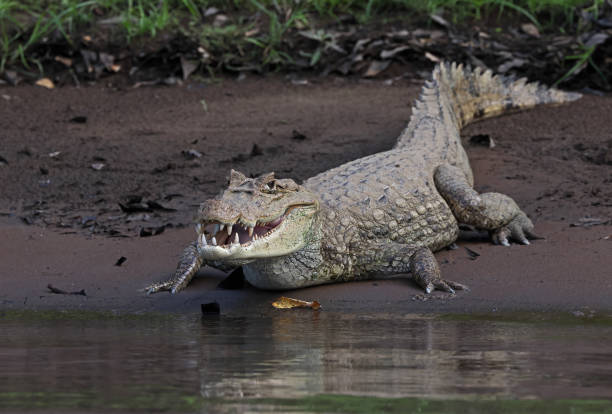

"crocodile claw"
[491, 212, 535, 246]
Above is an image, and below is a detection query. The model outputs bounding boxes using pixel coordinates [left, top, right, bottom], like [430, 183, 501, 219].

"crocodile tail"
[436, 62, 582, 128]
[395, 62, 582, 150]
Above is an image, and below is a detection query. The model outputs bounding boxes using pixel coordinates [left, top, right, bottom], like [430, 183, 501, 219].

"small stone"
[417, 205, 426, 215]
[372, 209, 384, 221]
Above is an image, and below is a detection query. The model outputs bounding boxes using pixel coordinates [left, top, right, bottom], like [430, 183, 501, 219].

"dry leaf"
[35, 78, 54, 89]
[54, 56, 73, 67]
[272, 296, 321, 310]
[521, 23, 540, 38]
[363, 60, 390, 78]
[424, 52, 441, 63]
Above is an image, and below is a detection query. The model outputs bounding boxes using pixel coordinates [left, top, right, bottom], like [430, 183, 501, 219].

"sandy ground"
[0, 75, 610, 315]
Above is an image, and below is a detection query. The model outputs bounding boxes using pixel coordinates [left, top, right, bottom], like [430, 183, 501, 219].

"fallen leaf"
[47, 284, 86, 296]
[424, 52, 441, 63]
[380, 46, 410, 59]
[584, 32, 609, 48]
[35, 78, 55, 89]
[182, 149, 203, 159]
[91, 163, 105, 170]
[48, 151, 61, 158]
[115, 256, 127, 266]
[54, 56, 73, 67]
[363, 60, 390, 77]
[497, 58, 527, 73]
[244, 28, 260, 37]
[521, 23, 540, 38]
[272, 296, 321, 310]
[3, 70, 19, 85]
[465, 247, 480, 260]
[430, 14, 450, 27]
[204, 6, 219, 16]
[180, 56, 199, 80]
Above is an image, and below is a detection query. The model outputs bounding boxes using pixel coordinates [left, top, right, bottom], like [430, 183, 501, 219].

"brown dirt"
[0, 75, 610, 315]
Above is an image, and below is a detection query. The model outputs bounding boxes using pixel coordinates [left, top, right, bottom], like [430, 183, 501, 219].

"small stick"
[47, 284, 87, 296]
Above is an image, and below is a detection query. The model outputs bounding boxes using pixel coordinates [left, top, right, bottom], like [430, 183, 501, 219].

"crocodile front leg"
[434, 163, 535, 246]
[410, 247, 468, 294]
[145, 242, 203, 294]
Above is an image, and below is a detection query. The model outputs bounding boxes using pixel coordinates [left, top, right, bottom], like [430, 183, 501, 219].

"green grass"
[0, 0, 604, 75]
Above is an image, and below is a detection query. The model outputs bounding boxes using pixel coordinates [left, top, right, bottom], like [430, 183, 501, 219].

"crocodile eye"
[262, 181, 277, 193]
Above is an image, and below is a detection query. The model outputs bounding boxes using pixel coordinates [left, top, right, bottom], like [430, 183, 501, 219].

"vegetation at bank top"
[0, 0, 610, 89]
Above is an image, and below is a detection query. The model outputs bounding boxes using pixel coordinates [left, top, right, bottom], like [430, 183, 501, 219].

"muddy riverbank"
[0, 75, 610, 315]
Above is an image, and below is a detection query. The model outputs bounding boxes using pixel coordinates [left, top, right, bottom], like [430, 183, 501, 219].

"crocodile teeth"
[212, 237, 217, 246]
[248, 226, 254, 237]
[254, 234, 258, 240]
[219, 224, 225, 232]
[227, 224, 233, 235]
[198, 233, 207, 246]
[233, 232, 240, 245]
[195, 223, 202, 233]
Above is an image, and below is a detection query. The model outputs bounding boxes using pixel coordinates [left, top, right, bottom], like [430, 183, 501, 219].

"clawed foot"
[144, 279, 188, 295]
[424, 278, 469, 294]
[491, 212, 537, 246]
[143, 281, 174, 295]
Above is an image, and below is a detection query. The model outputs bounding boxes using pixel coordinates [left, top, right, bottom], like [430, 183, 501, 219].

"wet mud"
[0, 76, 610, 314]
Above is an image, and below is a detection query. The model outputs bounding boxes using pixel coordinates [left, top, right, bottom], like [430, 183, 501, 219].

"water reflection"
[194, 313, 612, 399]
[1, 312, 612, 404]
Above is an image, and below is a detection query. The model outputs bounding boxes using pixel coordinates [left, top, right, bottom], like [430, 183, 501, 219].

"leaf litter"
[2, 5, 610, 92]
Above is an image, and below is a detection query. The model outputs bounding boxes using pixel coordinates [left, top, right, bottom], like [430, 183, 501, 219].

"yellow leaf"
[272, 296, 321, 310]
[35, 78, 54, 89]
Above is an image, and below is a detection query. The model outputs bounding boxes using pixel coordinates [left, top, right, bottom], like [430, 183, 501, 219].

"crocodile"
[145, 62, 581, 295]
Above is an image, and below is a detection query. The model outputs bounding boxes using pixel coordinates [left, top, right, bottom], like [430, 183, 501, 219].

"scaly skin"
[145, 62, 581, 295]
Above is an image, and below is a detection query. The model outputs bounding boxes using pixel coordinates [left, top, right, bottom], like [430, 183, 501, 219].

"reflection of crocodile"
[146, 62, 581, 295]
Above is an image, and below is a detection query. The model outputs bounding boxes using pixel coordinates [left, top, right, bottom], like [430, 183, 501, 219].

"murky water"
[1, 311, 612, 413]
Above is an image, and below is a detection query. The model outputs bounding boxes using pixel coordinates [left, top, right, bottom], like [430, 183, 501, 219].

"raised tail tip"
[550, 88, 582, 103]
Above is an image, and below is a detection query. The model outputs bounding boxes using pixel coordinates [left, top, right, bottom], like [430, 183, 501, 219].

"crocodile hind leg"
[145, 242, 203, 294]
[434, 163, 535, 246]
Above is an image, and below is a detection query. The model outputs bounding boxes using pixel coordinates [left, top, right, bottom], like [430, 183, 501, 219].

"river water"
[1, 311, 612, 413]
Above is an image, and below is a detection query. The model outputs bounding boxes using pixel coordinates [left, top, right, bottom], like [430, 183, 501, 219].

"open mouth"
[197, 209, 291, 249]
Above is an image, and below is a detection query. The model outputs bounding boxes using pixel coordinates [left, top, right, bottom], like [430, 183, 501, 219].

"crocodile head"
[195, 169, 319, 263]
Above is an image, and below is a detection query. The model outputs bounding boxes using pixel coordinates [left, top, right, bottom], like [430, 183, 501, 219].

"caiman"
[145, 62, 581, 295]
